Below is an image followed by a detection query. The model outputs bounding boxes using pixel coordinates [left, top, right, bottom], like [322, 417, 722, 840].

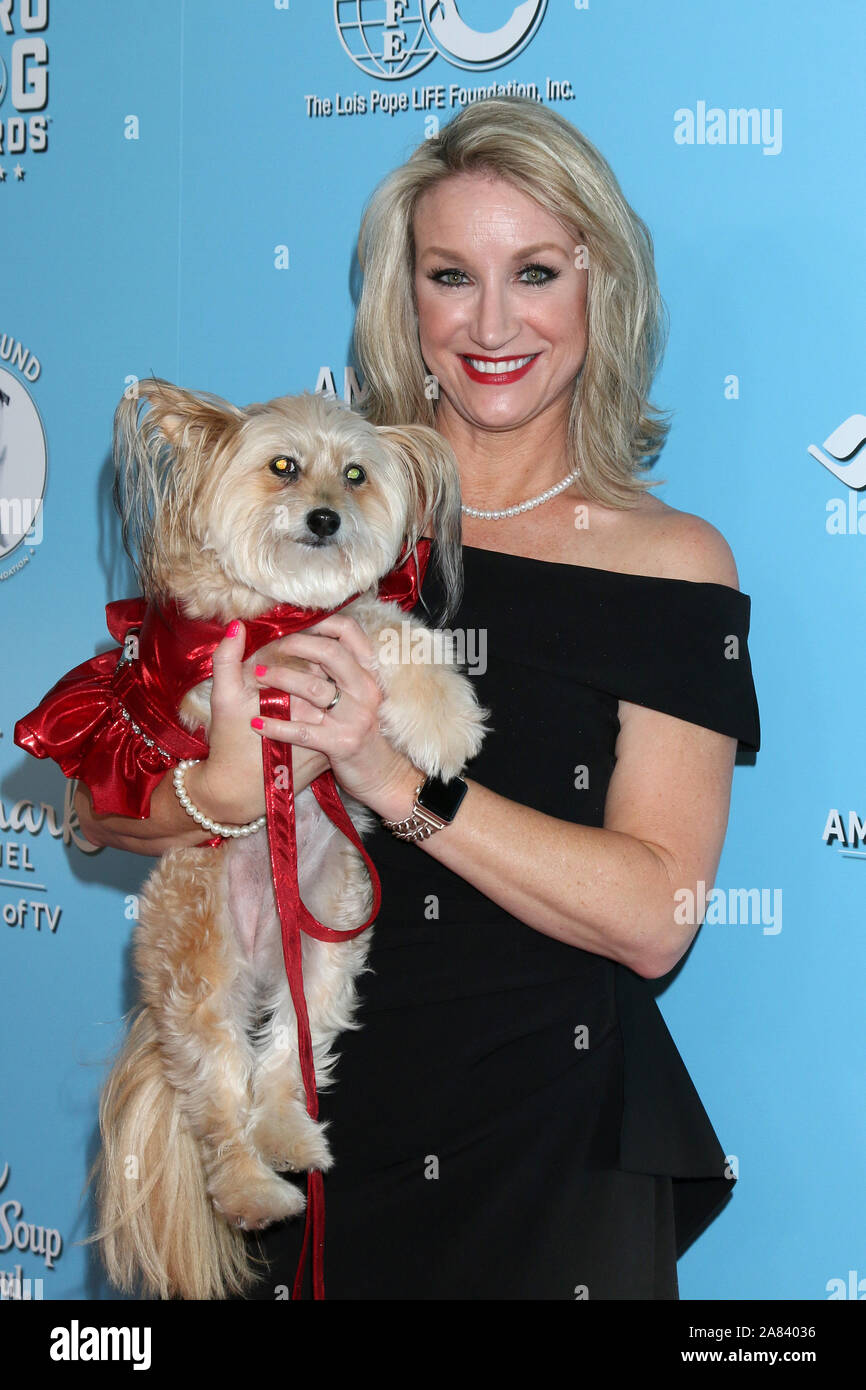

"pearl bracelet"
[172, 759, 266, 839]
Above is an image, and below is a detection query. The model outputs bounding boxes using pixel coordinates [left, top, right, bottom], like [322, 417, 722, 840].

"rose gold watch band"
[381, 782, 449, 842]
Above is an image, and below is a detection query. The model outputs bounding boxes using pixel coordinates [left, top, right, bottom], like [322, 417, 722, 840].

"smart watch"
[381, 773, 468, 842]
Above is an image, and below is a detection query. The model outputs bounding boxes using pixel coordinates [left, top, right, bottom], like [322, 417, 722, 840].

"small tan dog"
[91, 379, 488, 1299]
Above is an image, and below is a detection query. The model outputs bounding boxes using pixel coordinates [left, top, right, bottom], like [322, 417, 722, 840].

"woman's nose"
[469, 280, 520, 350]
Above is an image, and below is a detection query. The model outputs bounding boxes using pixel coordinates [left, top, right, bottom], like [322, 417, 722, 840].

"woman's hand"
[249, 613, 420, 818]
[188, 621, 331, 825]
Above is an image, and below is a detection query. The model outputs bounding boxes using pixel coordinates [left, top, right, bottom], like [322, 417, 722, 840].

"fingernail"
[226, 620, 241, 639]
[251, 716, 264, 730]
[255, 664, 267, 678]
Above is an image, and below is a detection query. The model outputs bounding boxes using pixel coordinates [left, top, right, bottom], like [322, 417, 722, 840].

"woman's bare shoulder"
[623, 494, 741, 590]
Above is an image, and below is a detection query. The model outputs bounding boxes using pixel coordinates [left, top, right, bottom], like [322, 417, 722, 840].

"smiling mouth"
[464, 358, 539, 375]
[459, 353, 539, 383]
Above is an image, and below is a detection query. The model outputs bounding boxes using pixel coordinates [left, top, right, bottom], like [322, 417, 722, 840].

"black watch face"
[419, 776, 468, 822]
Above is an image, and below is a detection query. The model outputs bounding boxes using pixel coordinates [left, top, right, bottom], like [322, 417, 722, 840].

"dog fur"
[89, 380, 488, 1299]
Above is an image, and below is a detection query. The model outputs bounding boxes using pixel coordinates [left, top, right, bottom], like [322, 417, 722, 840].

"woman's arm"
[75, 623, 330, 854]
[74, 767, 231, 855]
[370, 709, 736, 981]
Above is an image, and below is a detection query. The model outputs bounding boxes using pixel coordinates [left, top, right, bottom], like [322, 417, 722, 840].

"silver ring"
[324, 682, 341, 711]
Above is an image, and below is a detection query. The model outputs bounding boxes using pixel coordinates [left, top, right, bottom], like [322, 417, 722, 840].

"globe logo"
[335, 1, 437, 81]
[335, 1, 548, 81]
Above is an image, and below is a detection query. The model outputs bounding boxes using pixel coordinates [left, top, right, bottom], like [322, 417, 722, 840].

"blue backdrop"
[2, 0, 864, 1302]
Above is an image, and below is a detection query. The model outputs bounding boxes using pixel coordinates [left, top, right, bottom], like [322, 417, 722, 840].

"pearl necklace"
[461, 468, 581, 519]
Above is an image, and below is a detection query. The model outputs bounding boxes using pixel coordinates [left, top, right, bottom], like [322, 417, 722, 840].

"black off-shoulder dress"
[246, 542, 761, 1301]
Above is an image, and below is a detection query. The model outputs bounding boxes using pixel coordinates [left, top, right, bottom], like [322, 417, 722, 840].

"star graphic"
[13, 164, 25, 180]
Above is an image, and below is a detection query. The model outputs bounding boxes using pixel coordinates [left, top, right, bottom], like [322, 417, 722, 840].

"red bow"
[15, 538, 432, 1300]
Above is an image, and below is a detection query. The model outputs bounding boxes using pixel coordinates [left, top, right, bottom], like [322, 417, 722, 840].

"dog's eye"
[344, 464, 366, 485]
[270, 455, 298, 479]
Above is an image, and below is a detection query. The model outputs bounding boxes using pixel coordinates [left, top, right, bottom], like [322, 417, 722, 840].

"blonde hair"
[353, 96, 671, 507]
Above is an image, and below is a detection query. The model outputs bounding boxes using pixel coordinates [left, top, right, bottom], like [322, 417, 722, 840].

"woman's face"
[412, 171, 588, 436]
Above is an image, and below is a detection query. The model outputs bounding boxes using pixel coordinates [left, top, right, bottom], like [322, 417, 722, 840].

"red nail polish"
[226, 620, 240, 639]
[255, 664, 267, 678]
[251, 716, 264, 730]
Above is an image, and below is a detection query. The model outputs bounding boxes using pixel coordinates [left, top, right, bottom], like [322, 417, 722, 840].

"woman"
[74, 97, 760, 1299]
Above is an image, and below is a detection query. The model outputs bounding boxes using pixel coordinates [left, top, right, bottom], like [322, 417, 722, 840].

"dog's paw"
[253, 1108, 334, 1175]
[211, 1172, 307, 1230]
[380, 663, 490, 779]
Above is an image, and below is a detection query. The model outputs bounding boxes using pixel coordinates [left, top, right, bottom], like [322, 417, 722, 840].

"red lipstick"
[459, 353, 539, 385]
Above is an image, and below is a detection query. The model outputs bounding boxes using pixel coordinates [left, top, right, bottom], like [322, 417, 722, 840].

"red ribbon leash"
[259, 709, 384, 1300]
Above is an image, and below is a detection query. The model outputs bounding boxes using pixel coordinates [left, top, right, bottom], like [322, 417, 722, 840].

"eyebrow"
[418, 242, 570, 261]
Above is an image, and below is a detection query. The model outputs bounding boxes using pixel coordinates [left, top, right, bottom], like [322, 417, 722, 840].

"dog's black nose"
[305, 508, 341, 539]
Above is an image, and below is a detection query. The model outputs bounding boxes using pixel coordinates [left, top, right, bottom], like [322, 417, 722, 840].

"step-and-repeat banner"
[1, 1, 863, 1301]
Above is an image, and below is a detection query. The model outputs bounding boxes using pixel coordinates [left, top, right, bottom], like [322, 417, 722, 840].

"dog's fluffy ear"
[112, 377, 246, 600]
[376, 423, 464, 624]
[127, 378, 246, 455]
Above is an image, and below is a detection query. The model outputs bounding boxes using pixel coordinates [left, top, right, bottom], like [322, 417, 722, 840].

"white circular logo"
[335, 0, 548, 80]
[0, 367, 47, 563]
